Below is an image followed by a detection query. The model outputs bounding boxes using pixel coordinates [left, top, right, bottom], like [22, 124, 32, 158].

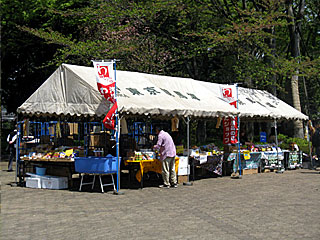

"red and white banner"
[93, 61, 116, 104]
[93, 61, 117, 130]
[221, 85, 238, 144]
[223, 117, 238, 144]
[103, 102, 118, 129]
[220, 86, 237, 108]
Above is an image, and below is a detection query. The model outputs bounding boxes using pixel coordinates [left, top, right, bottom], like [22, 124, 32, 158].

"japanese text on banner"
[223, 117, 238, 144]
[221, 86, 238, 144]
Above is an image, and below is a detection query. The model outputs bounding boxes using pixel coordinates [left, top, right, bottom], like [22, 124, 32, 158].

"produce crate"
[75, 155, 121, 174]
[242, 168, 258, 175]
[178, 175, 188, 184]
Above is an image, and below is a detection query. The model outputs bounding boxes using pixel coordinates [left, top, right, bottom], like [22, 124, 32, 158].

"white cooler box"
[41, 176, 68, 190]
[25, 174, 68, 190]
[26, 177, 42, 189]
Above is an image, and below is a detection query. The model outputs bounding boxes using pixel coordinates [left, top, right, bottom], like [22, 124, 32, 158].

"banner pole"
[113, 59, 124, 195]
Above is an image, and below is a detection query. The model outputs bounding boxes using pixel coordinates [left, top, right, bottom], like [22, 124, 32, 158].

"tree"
[2, 0, 320, 138]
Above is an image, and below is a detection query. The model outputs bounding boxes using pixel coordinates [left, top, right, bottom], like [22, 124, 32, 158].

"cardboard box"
[242, 168, 258, 175]
[90, 133, 109, 147]
[178, 175, 189, 184]
[90, 135, 100, 147]
[224, 145, 238, 153]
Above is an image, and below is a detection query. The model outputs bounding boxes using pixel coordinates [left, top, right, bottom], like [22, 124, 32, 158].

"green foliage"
[2, 0, 320, 121]
[277, 133, 310, 153]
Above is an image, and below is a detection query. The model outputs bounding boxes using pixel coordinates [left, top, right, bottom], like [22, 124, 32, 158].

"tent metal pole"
[236, 83, 241, 177]
[187, 117, 190, 181]
[15, 121, 21, 185]
[183, 116, 192, 186]
[275, 119, 283, 173]
[116, 115, 121, 192]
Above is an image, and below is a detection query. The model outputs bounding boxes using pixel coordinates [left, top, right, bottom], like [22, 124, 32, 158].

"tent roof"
[17, 64, 308, 121]
[237, 87, 308, 121]
[17, 64, 238, 118]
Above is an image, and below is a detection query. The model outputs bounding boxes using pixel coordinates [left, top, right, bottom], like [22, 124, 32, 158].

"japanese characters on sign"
[223, 117, 238, 144]
[116, 87, 201, 101]
[221, 85, 238, 144]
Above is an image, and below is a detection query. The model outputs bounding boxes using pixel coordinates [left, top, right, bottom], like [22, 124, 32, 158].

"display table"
[20, 157, 75, 189]
[225, 151, 287, 174]
[124, 157, 179, 188]
[226, 152, 264, 171]
[283, 151, 302, 169]
[191, 154, 223, 179]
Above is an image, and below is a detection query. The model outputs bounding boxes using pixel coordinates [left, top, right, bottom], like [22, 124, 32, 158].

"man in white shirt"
[153, 126, 177, 188]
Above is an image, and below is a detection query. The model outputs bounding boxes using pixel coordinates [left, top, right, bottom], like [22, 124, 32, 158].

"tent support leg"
[183, 116, 192, 186]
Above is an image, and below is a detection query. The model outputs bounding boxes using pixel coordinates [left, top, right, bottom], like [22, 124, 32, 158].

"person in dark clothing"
[308, 120, 320, 168]
[240, 130, 249, 146]
[6, 127, 17, 172]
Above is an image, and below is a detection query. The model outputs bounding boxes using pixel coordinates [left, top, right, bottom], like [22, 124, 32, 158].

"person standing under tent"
[6, 126, 17, 172]
[308, 120, 320, 169]
[153, 126, 177, 188]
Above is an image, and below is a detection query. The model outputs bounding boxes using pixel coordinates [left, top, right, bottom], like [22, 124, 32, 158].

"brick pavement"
[1, 160, 320, 240]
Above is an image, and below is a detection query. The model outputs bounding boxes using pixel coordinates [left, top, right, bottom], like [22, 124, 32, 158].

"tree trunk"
[286, 0, 305, 138]
[291, 72, 304, 137]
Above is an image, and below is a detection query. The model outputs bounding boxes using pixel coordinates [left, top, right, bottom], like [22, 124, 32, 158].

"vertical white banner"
[93, 61, 117, 129]
[220, 85, 237, 107]
[93, 61, 116, 104]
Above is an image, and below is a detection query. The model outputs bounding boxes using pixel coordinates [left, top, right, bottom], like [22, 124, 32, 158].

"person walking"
[6, 126, 18, 172]
[153, 126, 177, 188]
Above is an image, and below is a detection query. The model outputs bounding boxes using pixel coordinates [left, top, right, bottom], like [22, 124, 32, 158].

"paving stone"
[1, 161, 320, 239]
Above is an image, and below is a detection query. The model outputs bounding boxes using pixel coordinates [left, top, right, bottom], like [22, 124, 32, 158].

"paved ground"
[1, 160, 320, 240]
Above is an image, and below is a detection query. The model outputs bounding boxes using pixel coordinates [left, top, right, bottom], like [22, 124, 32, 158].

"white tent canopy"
[17, 64, 308, 121]
[237, 86, 308, 121]
[17, 64, 239, 118]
